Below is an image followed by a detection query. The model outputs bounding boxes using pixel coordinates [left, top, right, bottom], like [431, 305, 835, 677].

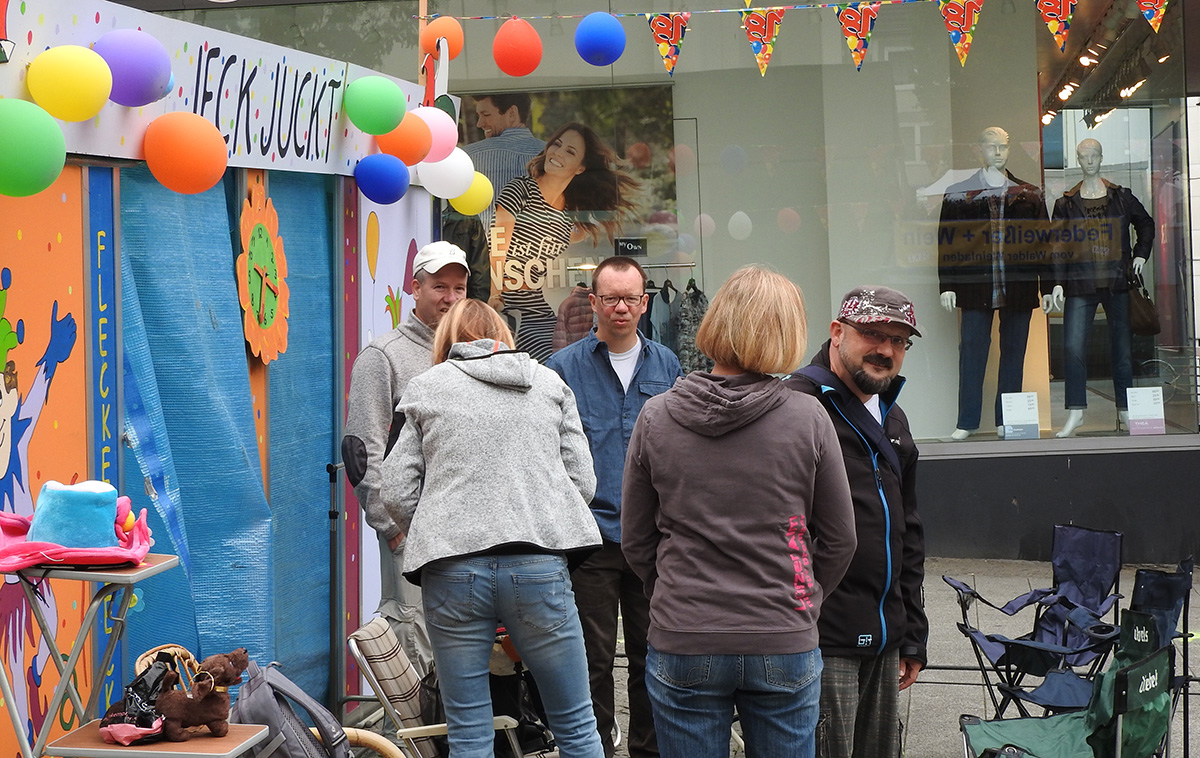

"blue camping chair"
[960, 610, 1175, 758]
[944, 524, 1124, 718]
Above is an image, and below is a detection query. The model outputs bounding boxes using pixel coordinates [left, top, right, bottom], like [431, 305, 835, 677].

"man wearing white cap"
[342, 241, 468, 676]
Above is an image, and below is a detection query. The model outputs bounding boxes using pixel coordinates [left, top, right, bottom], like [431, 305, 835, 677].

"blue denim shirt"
[546, 331, 682, 542]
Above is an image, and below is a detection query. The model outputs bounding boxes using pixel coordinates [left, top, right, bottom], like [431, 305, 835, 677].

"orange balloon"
[377, 113, 433, 166]
[143, 112, 228, 194]
[420, 17, 464, 60]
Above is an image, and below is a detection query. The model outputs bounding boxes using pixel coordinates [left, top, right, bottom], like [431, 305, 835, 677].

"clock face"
[246, 222, 279, 329]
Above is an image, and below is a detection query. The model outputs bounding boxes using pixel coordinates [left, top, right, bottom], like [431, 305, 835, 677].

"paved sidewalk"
[611, 556, 1199, 757]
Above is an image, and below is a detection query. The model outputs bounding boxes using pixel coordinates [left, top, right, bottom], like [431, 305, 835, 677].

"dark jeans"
[572, 540, 659, 758]
[1063, 289, 1133, 410]
[957, 307, 1033, 429]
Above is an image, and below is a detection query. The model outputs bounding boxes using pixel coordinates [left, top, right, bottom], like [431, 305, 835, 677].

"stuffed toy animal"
[156, 648, 249, 741]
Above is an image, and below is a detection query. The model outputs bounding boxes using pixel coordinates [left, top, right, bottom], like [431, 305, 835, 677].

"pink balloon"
[411, 106, 458, 163]
[694, 213, 716, 239]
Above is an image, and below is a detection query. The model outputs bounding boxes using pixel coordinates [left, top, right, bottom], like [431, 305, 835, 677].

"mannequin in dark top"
[938, 126, 1053, 440]
[1046, 138, 1153, 437]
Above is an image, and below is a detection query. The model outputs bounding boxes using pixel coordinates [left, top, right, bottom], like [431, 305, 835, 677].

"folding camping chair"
[944, 524, 1124, 718]
[1130, 558, 1194, 755]
[960, 609, 1175, 758]
[348, 617, 524, 758]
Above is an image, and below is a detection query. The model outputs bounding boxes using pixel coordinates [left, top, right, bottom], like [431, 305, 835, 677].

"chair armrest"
[396, 716, 519, 739]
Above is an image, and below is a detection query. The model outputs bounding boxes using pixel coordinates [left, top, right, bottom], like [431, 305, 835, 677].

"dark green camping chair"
[960, 609, 1174, 758]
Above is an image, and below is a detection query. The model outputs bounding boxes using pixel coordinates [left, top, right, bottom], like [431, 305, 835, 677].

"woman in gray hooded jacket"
[622, 266, 858, 758]
[381, 298, 603, 758]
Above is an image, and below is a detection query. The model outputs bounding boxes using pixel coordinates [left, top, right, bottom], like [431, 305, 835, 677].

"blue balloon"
[720, 144, 748, 175]
[355, 154, 410, 205]
[575, 12, 626, 67]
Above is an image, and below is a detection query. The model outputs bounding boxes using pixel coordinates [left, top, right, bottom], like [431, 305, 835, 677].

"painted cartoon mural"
[0, 168, 90, 755]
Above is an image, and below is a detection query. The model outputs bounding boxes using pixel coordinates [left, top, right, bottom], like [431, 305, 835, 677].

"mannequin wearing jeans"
[938, 126, 1052, 440]
[1045, 139, 1153, 437]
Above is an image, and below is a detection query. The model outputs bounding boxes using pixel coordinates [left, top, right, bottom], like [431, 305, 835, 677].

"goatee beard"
[852, 369, 892, 396]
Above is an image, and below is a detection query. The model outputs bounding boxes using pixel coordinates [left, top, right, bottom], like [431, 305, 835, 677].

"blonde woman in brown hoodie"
[621, 266, 858, 758]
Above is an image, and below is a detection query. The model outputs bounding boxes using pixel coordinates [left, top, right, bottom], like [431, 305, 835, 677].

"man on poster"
[784, 286, 927, 758]
[443, 93, 544, 301]
[546, 256, 680, 758]
[342, 241, 468, 677]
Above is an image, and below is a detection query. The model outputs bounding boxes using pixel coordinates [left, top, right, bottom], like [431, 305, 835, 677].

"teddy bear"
[155, 648, 249, 741]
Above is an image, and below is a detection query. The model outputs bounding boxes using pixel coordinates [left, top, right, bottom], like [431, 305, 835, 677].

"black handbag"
[1128, 271, 1161, 336]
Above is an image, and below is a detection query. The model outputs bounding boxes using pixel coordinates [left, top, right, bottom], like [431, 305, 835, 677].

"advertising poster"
[452, 86, 687, 362]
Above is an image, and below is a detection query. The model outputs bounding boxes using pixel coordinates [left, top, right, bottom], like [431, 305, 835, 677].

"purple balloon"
[94, 29, 172, 107]
[355, 154, 410, 205]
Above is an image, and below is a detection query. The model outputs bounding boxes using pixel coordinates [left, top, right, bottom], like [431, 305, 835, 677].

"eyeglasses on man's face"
[596, 294, 645, 308]
[841, 321, 914, 352]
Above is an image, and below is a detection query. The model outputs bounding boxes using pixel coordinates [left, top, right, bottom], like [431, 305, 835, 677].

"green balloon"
[0, 99, 66, 197]
[343, 76, 406, 136]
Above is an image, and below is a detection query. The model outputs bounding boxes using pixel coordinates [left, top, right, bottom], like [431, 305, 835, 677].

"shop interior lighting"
[1158, 54, 1171, 64]
[1041, 111, 1058, 125]
[1079, 55, 1099, 66]
[1058, 83, 1077, 101]
[1119, 78, 1147, 98]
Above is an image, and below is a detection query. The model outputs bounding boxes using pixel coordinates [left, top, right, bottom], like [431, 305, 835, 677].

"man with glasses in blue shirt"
[784, 286, 928, 758]
[546, 256, 681, 758]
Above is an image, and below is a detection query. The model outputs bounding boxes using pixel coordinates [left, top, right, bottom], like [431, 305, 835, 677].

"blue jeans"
[957, 307, 1033, 429]
[422, 555, 603, 758]
[646, 644, 822, 758]
[1062, 290, 1133, 410]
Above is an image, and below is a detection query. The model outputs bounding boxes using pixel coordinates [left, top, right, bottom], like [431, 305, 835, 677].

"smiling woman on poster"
[489, 122, 641, 362]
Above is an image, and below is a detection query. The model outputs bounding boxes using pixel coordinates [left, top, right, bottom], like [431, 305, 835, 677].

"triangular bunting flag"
[1140, 0, 1168, 32]
[1037, 0, 1076, 52]
[835, 3, 881, 70]
[939, 0, 983, 66]
[646, 12, 691, 76]
[739, 5, 786, 76]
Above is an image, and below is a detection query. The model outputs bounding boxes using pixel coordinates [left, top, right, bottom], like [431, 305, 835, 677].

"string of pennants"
[443, 0, 1172, 75]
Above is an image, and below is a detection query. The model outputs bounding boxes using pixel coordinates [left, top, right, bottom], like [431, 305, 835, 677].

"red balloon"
[493, 17, 542, 77]
[420, 17, 464, 60]
[377, 112, 433, 166]
[143, 112, 227, 194]
[626, 142, 651, 168]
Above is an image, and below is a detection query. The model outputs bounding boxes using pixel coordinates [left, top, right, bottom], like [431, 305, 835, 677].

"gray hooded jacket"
[381, 339, 601, 580]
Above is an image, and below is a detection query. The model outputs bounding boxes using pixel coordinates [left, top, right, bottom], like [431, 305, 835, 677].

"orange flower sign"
[237, 180, 289, 363]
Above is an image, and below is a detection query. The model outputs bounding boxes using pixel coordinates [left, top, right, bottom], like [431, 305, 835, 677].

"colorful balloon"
[377, 112, 432, 166]
[420, 16, 464, 60]
[777, 207, 802, 234]
[93, 29, 172, 107]
[493, 17, 542, 76]
[26, 45, 113, 122]
[416, 147, 474, 199]
[143, 111, 228, 194]
[0, 99, 66, 197]
[343, 76, 406, 136]
[449, 172, 495, 216]
[355, 153, 410, 205]
[575, 12, 626, 67]
[411, 106, 458, 163]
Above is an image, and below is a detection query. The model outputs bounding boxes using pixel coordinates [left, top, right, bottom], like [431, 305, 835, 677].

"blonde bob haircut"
[695, 266, 807, 375]
[432, 299, 515, 364]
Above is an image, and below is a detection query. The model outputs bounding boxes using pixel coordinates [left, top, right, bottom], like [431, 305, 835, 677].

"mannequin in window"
[1045, 138, 1153, 437]
[938, 126, 1052, 440]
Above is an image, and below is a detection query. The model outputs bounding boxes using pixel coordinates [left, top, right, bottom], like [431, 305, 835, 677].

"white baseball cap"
[413, 241, 469, 275]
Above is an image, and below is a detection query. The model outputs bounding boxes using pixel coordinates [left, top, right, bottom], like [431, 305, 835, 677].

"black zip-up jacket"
[1050, 180, 1154, 297]
[783, 342, 928, 664]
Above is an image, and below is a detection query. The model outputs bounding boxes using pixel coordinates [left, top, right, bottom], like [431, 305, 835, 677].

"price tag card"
[1126, 387, 1166, 435]
[1001, 392, 1039, 440]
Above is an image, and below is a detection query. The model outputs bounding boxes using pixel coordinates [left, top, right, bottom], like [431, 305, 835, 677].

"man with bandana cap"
[783, 285, 928, 758]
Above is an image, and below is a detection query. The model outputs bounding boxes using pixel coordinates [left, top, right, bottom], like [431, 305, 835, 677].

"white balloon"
[416, 148, 475, 199]
[728, 211, 752, 241]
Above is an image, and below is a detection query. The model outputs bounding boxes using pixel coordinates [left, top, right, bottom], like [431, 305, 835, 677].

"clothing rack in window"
[566, 261, 696, 271]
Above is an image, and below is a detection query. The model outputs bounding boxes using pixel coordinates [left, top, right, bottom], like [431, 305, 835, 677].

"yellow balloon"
[449, 172, 495, 217]
[27, 45, 113, 122]
[366, 211, 380, 280]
